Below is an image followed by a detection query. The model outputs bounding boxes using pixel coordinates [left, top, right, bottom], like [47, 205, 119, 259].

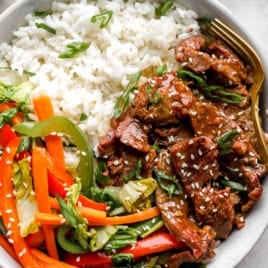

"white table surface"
[0, 0, 268, 268]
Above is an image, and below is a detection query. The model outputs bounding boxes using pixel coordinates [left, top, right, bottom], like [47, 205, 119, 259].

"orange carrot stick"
[92, 207, 161, 226]
[33, 95, 65, 170]
[30, 248, 78, 268]
[49, 197, 106, 221]
[36, 206, 160, 226]
[32, 146, 59, 260]
[0, 234, 18, 262]
[35, 213, 66, 225]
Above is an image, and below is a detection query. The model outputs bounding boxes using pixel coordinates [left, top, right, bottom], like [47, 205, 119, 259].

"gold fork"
[204, 18, 268, 167]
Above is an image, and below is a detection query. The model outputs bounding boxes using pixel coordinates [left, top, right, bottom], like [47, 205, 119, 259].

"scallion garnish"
[203, 85, 244, 104]
[79, 113, 88, 121]
[124, 159, 142, 181]
[35, 22, 56, 34]
[114, 71, 141, 119]
[146, 85, 162, 105]
[156, 64, 168, 76]
[216, 130, 239, 156]
[34, 10, 52, 17]
[91, 10, 113, 28]
[155, 0, 174, 17]
[58, 42, 90, 59]
[220, 178, 247, 192]
[154, 169, 183, 197]
[177, 69, 206, 87]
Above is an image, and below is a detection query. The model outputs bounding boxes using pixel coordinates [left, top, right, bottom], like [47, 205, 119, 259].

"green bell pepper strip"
[57, 226, 88, 254]
[13, 115, 93, 197]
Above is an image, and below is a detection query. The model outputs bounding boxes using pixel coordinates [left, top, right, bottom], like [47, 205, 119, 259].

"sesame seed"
[166, 158, 171, 165]
[190, 154, 195, 160]
[9, 217, 15, 222]
[198, 149, 203, 156]
[8, 239, 14, 244]
[6, 160, 12, 165]
[6, 147, 11, 153]
[205, 197, 210, 202]
[188, 140, 194, 145]
[6, 193, 12, 198]
[199, 206, 205, 210]
[6, 230, 12, 236]
[219, 194, 224, 199]
[240, 216, 244, 222]
[212, 208, 218, 213]
[76, 256, 81, 263]
[193, 164, 199, 170]
[191, 183, 195, 189]
[176, 152, 182, 158]
[113, 160, 120, 166]
[181, 162, 188, 168]
[18, 248, 27, 257]
[5, 209, 12, 214]
[203, 165, 209, 171]
[224, 192, 229, 197]
[81, 151, 87, 156]
[195, 182, 200, 189]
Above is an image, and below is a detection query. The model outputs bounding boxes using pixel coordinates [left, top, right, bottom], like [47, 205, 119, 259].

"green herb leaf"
[146, 85, 162, 105]
[59, 42, 90, 59]
[203, 85, 244, 104]
[156, 64, 167, 76]
[114, 71, 141, 119]
[177, 69, 206, 87]
[91, 10, 113, 28]
[220, 178, 247, 192]
[216, 130, 239, 156]
[154, 169, 183, 197]
[95, 159, 110, 184]
[112, 253, 134, 267]
[124, 159, 143, 181]
[151, 142, 160, 153]
[56, 195, 78, 228]
[35, 22, 56, 34]
[34, 10, 52, 17]
[79, 113, 88, 121]
[17, 137, 32, 153]
[104, 227, 137, 252]
[155, 0, 174, 17]
[0, 107, 17, 128]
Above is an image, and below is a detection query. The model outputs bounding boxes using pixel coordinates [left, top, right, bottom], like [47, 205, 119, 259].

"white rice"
[0, 0, 199, 146]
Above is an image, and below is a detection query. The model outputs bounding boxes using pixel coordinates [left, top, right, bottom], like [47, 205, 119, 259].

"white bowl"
[0, 1, 267, 268]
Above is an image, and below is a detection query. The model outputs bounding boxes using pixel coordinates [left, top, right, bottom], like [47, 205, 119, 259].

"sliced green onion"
[112, 253, 133, 267]
[79, 113, 88, 121]
[114, 71, 141, 119]
[59, 42, 90, 59]
[216, 130, 239, 156]
[146, 85, 162, 105]
[155, 0, 174, 17]
[95, 159, 110, 184]
[154, 169, 183, 197]
[91, 10, 113, 28]
[151, 142, 160, 153]
[220, 179, 247, 192]
[156, 64, 168, 76]
[203, 85, 244, 104]
[124, 159, 142, 181]
[34, 10, 52, 17]
[177, 69, 206, 87]
[35, 22, 56, 34]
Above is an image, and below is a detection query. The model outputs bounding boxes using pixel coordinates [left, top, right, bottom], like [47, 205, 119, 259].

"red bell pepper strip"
[47, 171, 107, 211]
[119, 231, 185, 258]
[64, 231, 185, 266]
[0, 124, 16, 148]
[64, 251, 112, 267]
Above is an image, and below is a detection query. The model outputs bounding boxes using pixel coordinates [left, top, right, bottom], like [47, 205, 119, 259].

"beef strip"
[114, 115, 151, 153]
[156, 187, 216, 260]
[175, 35, 212, 73]
[170, 136, 235, 239]
[170, 136, 219, 192]
[192, 187, 235, 239]
[131, 72, 193, 125]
